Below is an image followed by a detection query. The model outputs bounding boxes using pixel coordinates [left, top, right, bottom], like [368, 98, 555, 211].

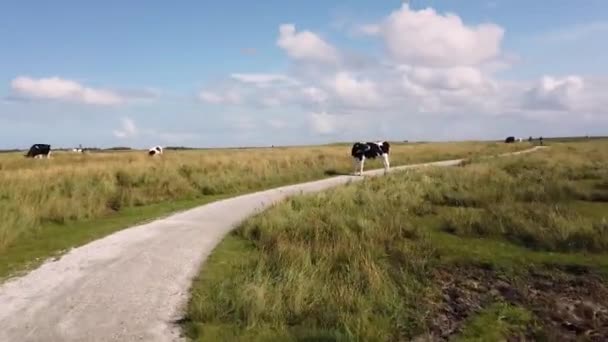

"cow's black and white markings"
[25, 144, 52, 159]
[351, 141, 390, 175]
[148, 146, 163, 156]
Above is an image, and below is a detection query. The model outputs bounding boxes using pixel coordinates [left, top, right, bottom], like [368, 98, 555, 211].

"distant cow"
[505, 136, 515, 143]
[148, 146, 163, 156]
[25, 144, 52, 158]
[351, 141, 390, 175]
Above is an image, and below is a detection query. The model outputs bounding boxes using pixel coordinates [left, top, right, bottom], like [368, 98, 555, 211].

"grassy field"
[185, 140, 608, 341]
[0, 141, 527, 280]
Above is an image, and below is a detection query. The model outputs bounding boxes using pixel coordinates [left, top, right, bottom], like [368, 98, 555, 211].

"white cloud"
[309, 111, 338, 135]
[11, 76, 124, 105]
[113, 117, 138, 138]
[404, 66, 491, 91]
[357, 24, 381, 36]
[369, 4, 504, 67]
[277, 24, 340, 64]
[193, 4, 608, 139]
[199, 90, 241, 105]
[301, 86, 328, 104]
[329, 72, 381, 108]
[230, 73, 297, 87]
[523, 75, 585, 112]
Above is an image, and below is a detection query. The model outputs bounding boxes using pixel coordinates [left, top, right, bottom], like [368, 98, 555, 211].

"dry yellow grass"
[0, 142, 526, 254]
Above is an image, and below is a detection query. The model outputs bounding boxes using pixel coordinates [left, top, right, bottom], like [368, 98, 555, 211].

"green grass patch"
[0, 195, 228, 280]
[186, 140, 608, 340]
[454, 303, 535, 341]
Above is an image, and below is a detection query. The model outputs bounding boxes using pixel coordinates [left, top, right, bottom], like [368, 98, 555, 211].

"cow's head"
[351, 142, 368, 157]
[380, 141, 390, 154]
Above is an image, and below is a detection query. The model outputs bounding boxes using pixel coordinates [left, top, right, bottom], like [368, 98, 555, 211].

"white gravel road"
[0, 146, 544, 342]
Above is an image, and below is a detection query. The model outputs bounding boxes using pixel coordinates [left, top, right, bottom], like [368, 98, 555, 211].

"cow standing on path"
[25, 144, 52, 159]
[351, 141, 390, 176]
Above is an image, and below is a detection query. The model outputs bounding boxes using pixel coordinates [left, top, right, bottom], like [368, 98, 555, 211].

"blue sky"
[1, 0, 607, 148]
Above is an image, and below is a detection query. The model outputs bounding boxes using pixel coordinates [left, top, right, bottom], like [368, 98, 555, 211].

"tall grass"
[186, 141, 608, 341]
[432, 142, 608, 252]
[0, 142, 524, 255]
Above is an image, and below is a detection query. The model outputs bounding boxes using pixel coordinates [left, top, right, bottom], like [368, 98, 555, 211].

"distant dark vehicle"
[505, 136, 515, 143]
[25, 144, 52, 158]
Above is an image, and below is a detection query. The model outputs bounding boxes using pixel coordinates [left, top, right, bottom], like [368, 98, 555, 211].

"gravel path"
[0, 147, 545, 342]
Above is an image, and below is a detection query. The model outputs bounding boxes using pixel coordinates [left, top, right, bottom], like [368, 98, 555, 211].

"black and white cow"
[148, 145, 163, 156]
[351, 141, 390, 175]
[25, 144, 52, 159]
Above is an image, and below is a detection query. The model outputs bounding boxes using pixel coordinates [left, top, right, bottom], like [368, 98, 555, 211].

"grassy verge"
[0, 142, 528, 281]
[0, 195, 228, 280]
[186, 140, 608, 341]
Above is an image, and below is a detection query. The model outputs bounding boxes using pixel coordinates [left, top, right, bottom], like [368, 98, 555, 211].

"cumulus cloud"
[366, 4, 504, 67]
[11, 76, 125, 105]
[329, 72, 381, 108]
[195, 3, 608, 139]
[113, 117, 138, 138]
[403, 66, 492, 91]
[495, 75, 608, 123]
[277, 24, 340, 64]
[522, 76, 586, 112]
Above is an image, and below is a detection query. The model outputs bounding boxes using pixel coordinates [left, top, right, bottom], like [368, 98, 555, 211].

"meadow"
[0, 141, 526, 279]
[185, 140, 608, 341]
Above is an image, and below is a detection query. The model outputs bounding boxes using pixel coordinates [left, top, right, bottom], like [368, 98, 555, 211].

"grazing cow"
[505, 136, 515, 143]
[148, 146, 163, 156]
[25, 144, 52, 159]
[351, 141, 390, 175]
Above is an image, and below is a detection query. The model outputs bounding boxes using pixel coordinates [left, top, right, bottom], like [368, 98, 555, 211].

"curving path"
[0, 146, 545, 342]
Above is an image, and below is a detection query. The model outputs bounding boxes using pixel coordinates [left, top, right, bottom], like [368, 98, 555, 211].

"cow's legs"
[352, 157, 359, 175]
[359, 156, 365, 175]
[382, 154, 390, 174]
[46, 151, 52, 159]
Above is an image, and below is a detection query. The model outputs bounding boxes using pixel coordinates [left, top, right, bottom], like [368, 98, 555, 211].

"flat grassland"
[185, 140, 608, 341]
[0, 141, 525, 279]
